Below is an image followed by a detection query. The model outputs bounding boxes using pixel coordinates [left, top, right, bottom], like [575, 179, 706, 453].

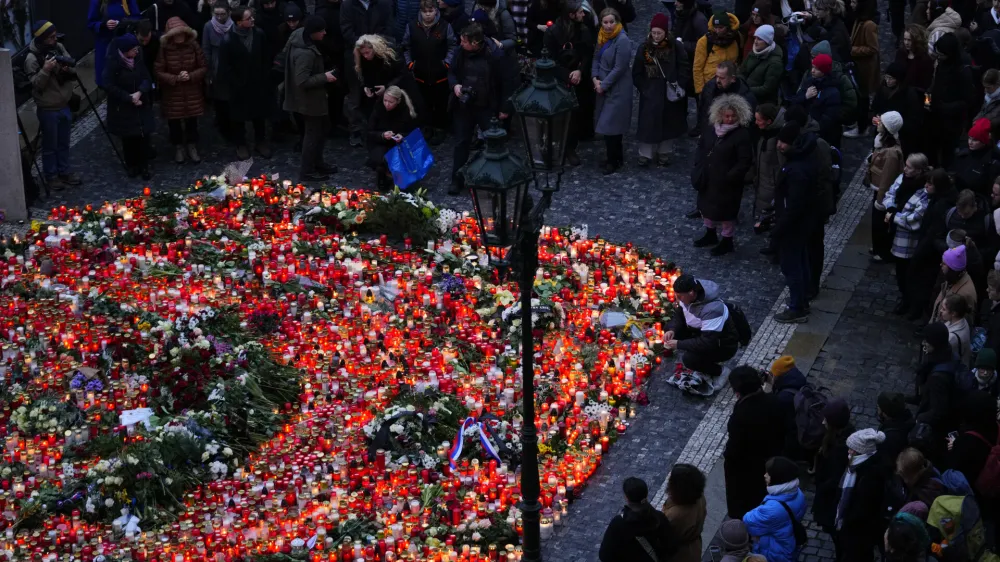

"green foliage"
[362, 189, 440, 248]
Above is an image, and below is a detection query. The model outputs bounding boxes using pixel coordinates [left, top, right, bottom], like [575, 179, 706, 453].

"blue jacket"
[791, 74, 841, 144]
[742, 488, 807, 562]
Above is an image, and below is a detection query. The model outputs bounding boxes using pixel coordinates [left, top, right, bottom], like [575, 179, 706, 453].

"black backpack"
[773, 499, 808, 549]
[725, 301, 752, 347]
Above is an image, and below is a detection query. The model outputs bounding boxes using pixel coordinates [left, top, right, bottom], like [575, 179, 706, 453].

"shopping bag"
[385, 129, 435, 190]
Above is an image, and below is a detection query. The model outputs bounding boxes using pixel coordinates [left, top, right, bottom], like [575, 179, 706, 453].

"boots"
[236, 145, 251, 160]
[710, 237, 735, 256]
[693, 228, 718, 248]
[256, 141, 272, 159]
[186, 144, 201, 163]
[174, 146, 185, 164]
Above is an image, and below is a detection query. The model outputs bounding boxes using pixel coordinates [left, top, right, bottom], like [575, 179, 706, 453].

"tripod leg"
[76, 76, 128, 171]
[17, 114, 50, 199]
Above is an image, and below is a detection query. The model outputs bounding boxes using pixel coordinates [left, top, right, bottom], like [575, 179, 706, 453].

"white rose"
[105, 498, 114, 507]
[223, 447, 233, 457]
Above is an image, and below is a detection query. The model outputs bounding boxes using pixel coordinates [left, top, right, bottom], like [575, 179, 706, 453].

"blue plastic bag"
[385, 129, 435, 190]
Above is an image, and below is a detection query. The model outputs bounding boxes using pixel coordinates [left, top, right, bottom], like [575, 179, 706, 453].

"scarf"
[985, 87, 1000, 107]
[118, 49, 135, 69]
[766, 478, 800, 496]
[714, 122, 738, 137]
[597, 22, 622, 47]
[642, 40, 673, 77]
[232, 24, 253, 51]
[753, 40, 776, 57]
[210, 16, 233, 36]
[120, 0, 131, 15]
[834, 452, 873, 530]
[874, 132, 886, 149]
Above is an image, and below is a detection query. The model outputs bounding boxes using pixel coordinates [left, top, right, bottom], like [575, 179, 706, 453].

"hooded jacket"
[665, 279, 741, 355]
[673, 1, 709, 60]
[928, 8, 962, 56]
[282, 27, 330, 116]
[154, 17, 208, 120]
[692, 12, 741, 94]
[928, 33, 975, 135]
[772, 131, 821, 242]
[598, 503, 676, 562]
[772, 365, 806, 454]
[23, 39, 77, 111]
[791, 74, 841, 145]
[803, 40, 857, 120]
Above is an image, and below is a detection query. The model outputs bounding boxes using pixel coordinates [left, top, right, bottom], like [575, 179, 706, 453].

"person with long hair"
[661, 464, 707, 562]
[366, 86, 418, 191]
[869, 112, 905, 262]
[809, 0, 851, 63]
[632, 13, 689, 167]
[844, 0, 879, 137]
[884, 153, 931, 315]
[592, 7, 633, 174]
[938, 293, 972, 366]
[893, 24, 933, 91]
[354, 34, 407, 123]
[811, 398, 855, 535]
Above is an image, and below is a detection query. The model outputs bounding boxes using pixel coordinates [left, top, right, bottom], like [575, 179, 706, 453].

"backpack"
[792, 384, 830, 450]
[969, 428, 1000, 500]
[927, 494, 991, 562]
[725, 301, 752, 347]
[772, 499, 808, 549]
[945, 206, 994, 234]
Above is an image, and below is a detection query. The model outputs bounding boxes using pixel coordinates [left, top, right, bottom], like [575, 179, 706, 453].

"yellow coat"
[693, 12, 741, 94]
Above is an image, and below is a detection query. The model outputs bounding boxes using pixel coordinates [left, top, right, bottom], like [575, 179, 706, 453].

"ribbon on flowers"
[366, 411, 434, 462]
[449, 413, 510, 469]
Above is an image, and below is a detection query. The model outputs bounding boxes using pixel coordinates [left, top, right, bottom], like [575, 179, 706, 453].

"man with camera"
[24, 21, 83, 191]
[447, 22, 514, 195]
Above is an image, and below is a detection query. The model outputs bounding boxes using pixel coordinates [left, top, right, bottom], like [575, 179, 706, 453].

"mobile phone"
[947, 431, 958, 441]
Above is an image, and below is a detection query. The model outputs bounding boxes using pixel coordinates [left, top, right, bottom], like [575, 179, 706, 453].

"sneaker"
[774, 307, 809, 323]
[349, 131, 363, 147]
[712, 366, 732, 391]
[186, 144, 201, 163]
[58, 172, 82, 186]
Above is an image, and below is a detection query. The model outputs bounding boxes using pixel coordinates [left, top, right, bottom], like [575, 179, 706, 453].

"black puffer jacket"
[599, 503, 676, 562]
[665, 279, 741, 356]
[772, 131, 821, 243]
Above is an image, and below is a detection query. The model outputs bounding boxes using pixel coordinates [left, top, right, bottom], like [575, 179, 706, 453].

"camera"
[45, 53, 76, 67]
[458, 85, 476, 104]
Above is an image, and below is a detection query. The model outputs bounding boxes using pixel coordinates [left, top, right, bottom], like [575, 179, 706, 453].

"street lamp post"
[460, 51, 576, 562]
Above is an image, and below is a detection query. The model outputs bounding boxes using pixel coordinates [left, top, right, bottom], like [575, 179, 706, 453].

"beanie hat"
[116, 33, 139, 52]
[947, 229, 966, 249]
[785, 104, 808, 127]
[304, 14, 325, 33]
[720, 519, 750, 551]
[846, 428, 886, 456]
[970, 117, 992, 144]
[651, 12, 670, 31]
[880, 111, 904, 138]
[729, 366, 763, 395]
[895, 512, 932, 549]
[812, 53, 833, 75]
[471, 8, 491, 24]
[565, 0, 583, 12]
[943, 244, 967, 271]
[923, 322, 950, 352]
[877, 391, 908, 420]
[810, 39, 832, 57]
[32, 20, 56, 41]
[777, 122, 800, 144]
[286, 3, 303, 21]
[711, 10, 729, 26]
[770, 356, 796, 377]
[752, 0, 772, 16]
[766, 456, 799, 485]
[822, 398, 851, 429]
[975, 348, 997, 369]
[754, 24, 775, 44]
[885, 61, 906, 80]
[898, 501, 929, 520]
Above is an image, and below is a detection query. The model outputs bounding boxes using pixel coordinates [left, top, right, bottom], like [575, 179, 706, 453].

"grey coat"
[202, 20, 231, 100]
[591, 32, 633, 137]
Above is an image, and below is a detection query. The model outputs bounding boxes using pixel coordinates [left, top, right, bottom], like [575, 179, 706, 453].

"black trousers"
[168, 117, 199, 145]
[604, 134, 624, 166]
[855, 85, 871, 131]
[452, 105, 494, 181]
[871, 194, 893, 261]
[417, 79, 450, 131]
[679, 345, 737, 377]
[889, 0, 906, 40]
[121, 135, 149, 170]
[213, 100, 234, 141]
[895, 256, 911, 304]
[326, 79, 347, 129]
[233, 118, 266, 146]
[807, 222, 826, 296]
[299, 114, 329, 175]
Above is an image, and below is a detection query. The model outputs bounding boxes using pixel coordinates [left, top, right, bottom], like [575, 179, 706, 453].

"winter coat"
[772, 366, 807, 457]
[394, 0, 421, 43]
[916, 358, 961, 437]
[903, 463, 948, 507]
[599, 504, 675, 562]
[201, 19, 232, 100]
[154, 17, 207, 120]
[633, 39, 690, 144]
[870, 144, 903, 203]
[23, 40, 78, 111]
[834, 455, 887, 561]
[986, 301, 1000, 358]
[661, 496, 707, 562]
[812, 424, 855, 529]
[87, 0, 142, 87]
[820, 15, 852, 63]
[892, 47, 934, 92]
[448, 40, 516, 113]
[879, 413, 916, 474]
[403, 18, 457, 84]
[698, 76, 757, 127]
[754, 108, 785, 214]
[724, 391, 785, 518]
[928, 36, 976, 141]
[850, 18, 880, 92]
[973, 7, 1000, 35]
[931, 273, 978, 326]
[545, 18, 595, 82]
[673, 9, 708, 63]
[155, 0, 199, 32]
[102, 50, 155, 137]
[357, 50, 406, 91]
[928, 8, 962, 56]
[525, 0, 562, 55]
[592, 32, 633, 136]
[949, 422, 1000, 487]
[952, 147, 1000, 197]
[803, 40, 857, 122]
[743, 487, 807, 562]
[975, 94, 1000, 123]
[664, 279, 742, 356]
[771, 131, 821, 243]
[870, 83, 924, 155]
[799, 117, 837, 218]
[282, 28, 329, 116]
[339, 0, 394, 47]
[473, 1, 518, 53]
[891, 182, 930, 259]
[366, 99, 417, 166]
[222, 27, 277, 121]
[692, 12, 741, 94]
[316, 1, 346, 62]
[694, 124, 753, 222]
[739, 44, 783, 105]
[946, 318, 973, 367]
[254, 2, 285, 61]
[440, 5, 470, 42]
[791, 73, 841, 145]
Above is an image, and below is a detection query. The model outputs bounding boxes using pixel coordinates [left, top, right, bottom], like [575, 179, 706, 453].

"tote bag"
[385, 129, 435, 190]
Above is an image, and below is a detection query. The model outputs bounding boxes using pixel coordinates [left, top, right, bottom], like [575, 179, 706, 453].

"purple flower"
[69, 373, 85, 389]
[85, 379, 104, 392]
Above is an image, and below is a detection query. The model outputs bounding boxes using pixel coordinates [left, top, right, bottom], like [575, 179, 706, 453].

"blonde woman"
[354, 34, 407, 123]
[367, 85, 419, 191]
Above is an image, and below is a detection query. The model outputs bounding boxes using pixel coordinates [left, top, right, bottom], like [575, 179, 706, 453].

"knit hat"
[898, 501, 929, 520]
[822, 398, 851, 429]
[885, 61, 906, 80]
[923, 322, 950, 352]
[812, 53, 833, 75]
[729, 366, 763, 395]
[777, 122, 800, 144]
[651, 12, 670, 31]
[720, 519, 750, 551]
[766, 456, 799, 485]
[304, 14, 325, 34]
[877, 391, 908, 420]
[895, 512, 933, 550]
[942, 244, 967, 271]
[754, 24, 775, 44]
[711, 10, 729, 26]
[785, 104, 808, 127]
[976, 348, 997, 369]
[116, 33, 139, 51]
[770, 355, 796, 377]
[810, 39, 832, 57]
[32, 20, 56, 41]
[751, 0, 772, 16]
[970, 117, 992, 144]
[947, 229, 966, 249]
[286, 3, 303, 21]
[470, 8, 491, 24]
[880, 111, 904, 138]
[565, 0, 583, 12]
[846, 428, 886, 455]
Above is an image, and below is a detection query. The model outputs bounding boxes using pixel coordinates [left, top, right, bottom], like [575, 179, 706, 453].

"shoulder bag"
[652, 54, 685, 102]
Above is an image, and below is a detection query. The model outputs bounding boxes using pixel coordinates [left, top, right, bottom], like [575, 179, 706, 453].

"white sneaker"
[843, 127, 866, 138]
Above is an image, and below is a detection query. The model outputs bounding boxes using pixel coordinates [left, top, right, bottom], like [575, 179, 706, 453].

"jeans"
[604, 134, 623, 166]
[299, 114, 329, 175]
[780, 239, 811, 312]
[168, 117, 199, 145]
[451, 105, 495, 181]
[679, 345, 737, 377]
[37, 107, 72, 178]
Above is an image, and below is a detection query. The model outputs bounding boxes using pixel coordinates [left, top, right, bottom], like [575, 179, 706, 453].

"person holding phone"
[367, 86, 418, 191]
[285, 15, 340, 181]
[88, 0, 142, 87]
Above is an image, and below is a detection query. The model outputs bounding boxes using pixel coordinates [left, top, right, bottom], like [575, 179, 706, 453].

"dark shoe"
[602, 162, 620, 175]
[141, 168, 152, 181]
[688, 125, 701, 137]
[912, 326, 925, 338]
[657, 154, 671, 167]
[907, 310, 923, 322]
[710, 237, 735, 256]
[753, 218, 772, 234]
[349, 131, 363, 148]
[685, 208, 702, 219]
[904, 394, 920, 405]
[294, 141, 303, 152]
[759, 246, 776, 256]
[174, 146, 186, 164]
[774, 307, 809, 324]
[236, 145, 251, 160]
[566, 152, 581, 167]
[893, 302, 909, 315]
[58, 173, 82, 186]
[46, 177, 68, 191]
[300, 172, 330, 182]
[693, 228, 719, 248]
[448, 181, 463, 195]
[637, 156, 651, 167]
[186, 144, 201, 163]
[806, 290, 819, 301]
[316, 163, 338, 174]
[256, 141, 272, 159]
[126, 167, 139, 179]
